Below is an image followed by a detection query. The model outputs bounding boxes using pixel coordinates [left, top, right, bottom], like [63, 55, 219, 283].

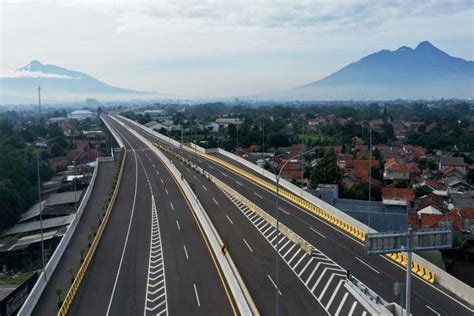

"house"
[443, 177, 472, 192]
[206, 122, 220, 133]
[148, 120, 180, 132]
[439, 156, 468, 175]
[415, 192, 448, 212]
[383, 158, 409, 182]
[442, 166, 464, 179]
[369, 119, 385, 130]
[417, 206, 442, 216]
[382, 187, 415, 207]
[215, 118, 242, 128]
[68, 110, 95, 120]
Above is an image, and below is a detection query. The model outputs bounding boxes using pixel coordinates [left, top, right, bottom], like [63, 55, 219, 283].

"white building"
[215, 118, 242, 128]
[68, 110, 95, 120]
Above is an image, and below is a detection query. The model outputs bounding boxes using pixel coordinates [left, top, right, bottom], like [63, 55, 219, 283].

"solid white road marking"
[279, 207, 290, 215]
[254, 192, 263, 199]
[355, 257, 380, 274]
[325, 279, 344, 308]
[226, 215, 234, 224]
[267, 274, 282, 296]
[184, 245, 189, 260]
[426, 305, 441, 316]
[176, 220, 181, 231]
[193, 284, 201, 307]
[335, 292, 349, 316]
[310, 227, 327, 239]
[243, 238, 253, 252]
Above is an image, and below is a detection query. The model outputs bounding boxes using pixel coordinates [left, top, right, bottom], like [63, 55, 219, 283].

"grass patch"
[0, 271, 34, 286]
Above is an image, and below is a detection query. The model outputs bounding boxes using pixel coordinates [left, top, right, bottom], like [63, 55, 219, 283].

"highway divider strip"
[180, 145, 437, 284]
[112, 117, 259, 316]
[160, 144, 312, 255]
[120, 114, 474, 305]
[57, 149, 126, 315]
[120, 114, 437, 284]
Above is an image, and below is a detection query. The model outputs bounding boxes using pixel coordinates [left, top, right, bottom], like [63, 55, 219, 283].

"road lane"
[120, 115, 474, 316]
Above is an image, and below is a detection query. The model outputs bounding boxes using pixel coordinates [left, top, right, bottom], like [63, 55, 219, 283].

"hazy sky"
[1, 0, 473, 97]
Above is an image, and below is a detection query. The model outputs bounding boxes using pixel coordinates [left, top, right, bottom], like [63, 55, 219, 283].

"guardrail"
[113, 118, 259, 316]
[119, 114, 474, 304]
[18, 159, 101, 315]
[181, 146, 441, 286]
[57, 148, 126, 315]
[211, 176, 312, 255]
[101, 114, 125, 148]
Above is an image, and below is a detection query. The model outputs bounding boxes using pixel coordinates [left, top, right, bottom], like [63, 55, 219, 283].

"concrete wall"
[18, 159, 101, 315]
[113, 117, 258, 315]
[214, 148, 474, 305]
[121, 115, 474, 305]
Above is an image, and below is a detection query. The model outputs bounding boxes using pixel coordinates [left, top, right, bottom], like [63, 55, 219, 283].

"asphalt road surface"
[118, 114, 474, 316]
[68, 116, 235, 315]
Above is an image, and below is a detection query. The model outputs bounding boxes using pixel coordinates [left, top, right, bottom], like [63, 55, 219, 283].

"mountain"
[0, 60, 151, 104]
[267, 41, 474, 100]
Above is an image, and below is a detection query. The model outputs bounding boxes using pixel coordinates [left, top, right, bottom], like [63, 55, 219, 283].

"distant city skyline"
[1, 0, 473, 97]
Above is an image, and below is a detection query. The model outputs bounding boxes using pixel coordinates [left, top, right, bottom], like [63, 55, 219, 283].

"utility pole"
[38, 86, 42, 120]
[37, 152, 46, 277]
[368, 124, 372, 228]
[262, 118, 265, 160]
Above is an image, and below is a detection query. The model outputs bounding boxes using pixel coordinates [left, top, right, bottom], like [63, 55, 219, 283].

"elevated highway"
[116, 113, 474, 316]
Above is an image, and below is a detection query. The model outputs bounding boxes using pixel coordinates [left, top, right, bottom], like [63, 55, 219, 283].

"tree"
[309, 149, 343, 187]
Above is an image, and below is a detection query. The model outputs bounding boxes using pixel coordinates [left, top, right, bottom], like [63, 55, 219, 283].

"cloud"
[57, 0, 473, 31]
[0, 70, 78, 79]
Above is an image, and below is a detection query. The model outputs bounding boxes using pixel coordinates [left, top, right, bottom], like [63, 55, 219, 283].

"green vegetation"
[0, 271, 34, 285]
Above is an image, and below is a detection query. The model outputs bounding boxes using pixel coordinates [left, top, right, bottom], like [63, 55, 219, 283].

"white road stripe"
[235, 180, 244, 186]
[335, 292, 349, 316]
[243, 238, 253, 252]
[254, 192, 263, 199]
[310, 227, 327, 239]
[426, 305, 441, 316]
[355, 257, 380, 274]
[325, 279, 345, 309]
[176, 220, 180, 231]
[160, 179, 164, 184]
[212, 198, 219, 205]
[184, 245, 189, 260]
[201, 185, 207, 191]
[193, 284, 201, 307]
[279, 207, 290, 215]
[165, 189, 168, 195]
[226, 215, 234, 224]
[267, 274, 282, 296]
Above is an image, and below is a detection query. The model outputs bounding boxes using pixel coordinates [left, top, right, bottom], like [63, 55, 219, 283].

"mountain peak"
[18, 60, 44, 72]
[415, 41, 436, 51]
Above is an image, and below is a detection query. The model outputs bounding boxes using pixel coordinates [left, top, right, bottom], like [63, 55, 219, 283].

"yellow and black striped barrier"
[57, 150, 127, 315]
[180, 146, 436, 284]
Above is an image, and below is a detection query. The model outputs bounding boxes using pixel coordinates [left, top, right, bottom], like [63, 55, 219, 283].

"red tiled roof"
[369, 119, 384, 126]
[347, 159, 380, 171]
[382, 187, 415, 202]
[384, 158, 408, 172]
[443, 166, 463, 178]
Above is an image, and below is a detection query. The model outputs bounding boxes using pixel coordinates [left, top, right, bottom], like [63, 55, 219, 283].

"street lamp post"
[273, 147, 317, 316]
[36, 152, 46, 276]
